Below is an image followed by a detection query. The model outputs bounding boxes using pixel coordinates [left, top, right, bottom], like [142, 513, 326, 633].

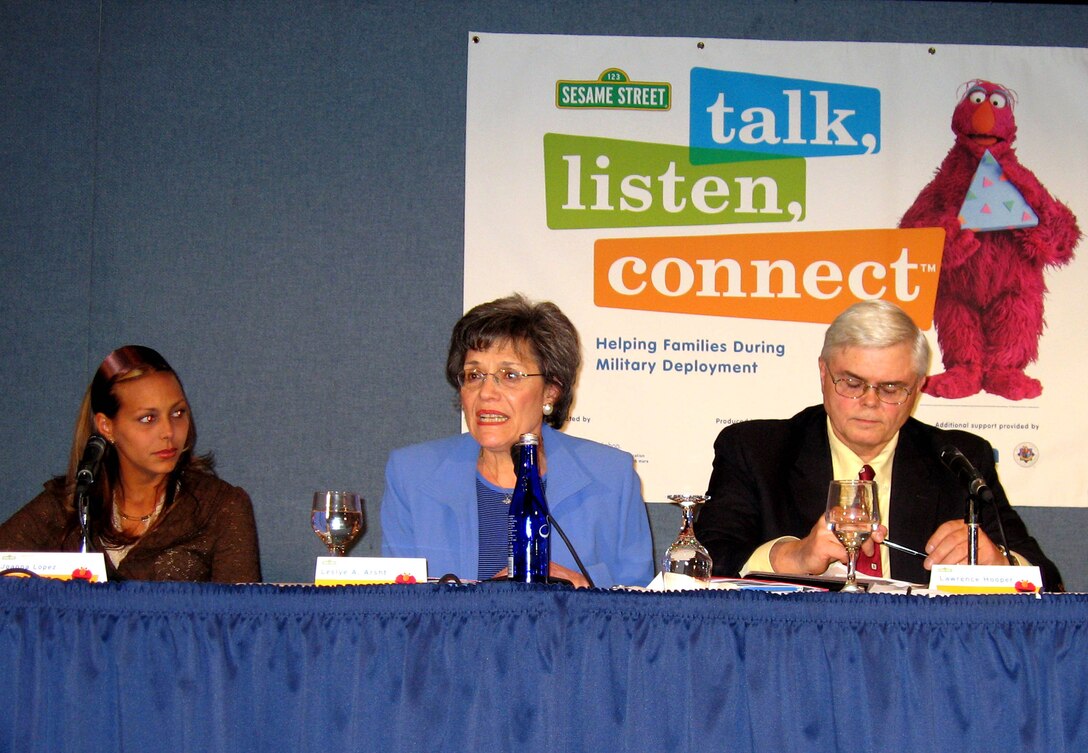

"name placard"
[0, 552, 108, 582]
[928, 564, 1043, 594]
[314, 556, 428, 585]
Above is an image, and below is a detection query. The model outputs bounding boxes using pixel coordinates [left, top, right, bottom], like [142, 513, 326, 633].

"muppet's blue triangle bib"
[958, 149, 1039, 232]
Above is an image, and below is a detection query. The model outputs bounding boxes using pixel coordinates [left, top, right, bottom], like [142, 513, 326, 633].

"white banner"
[465, 33, 1088, 507]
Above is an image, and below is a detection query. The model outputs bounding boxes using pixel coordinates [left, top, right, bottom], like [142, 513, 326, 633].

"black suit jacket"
[696, 405, 1062, 590]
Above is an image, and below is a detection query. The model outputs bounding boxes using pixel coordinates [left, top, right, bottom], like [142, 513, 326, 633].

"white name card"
[928, 564, 1044, 594]
[314, 556, 428, 585]
[0, 552, 108, 582]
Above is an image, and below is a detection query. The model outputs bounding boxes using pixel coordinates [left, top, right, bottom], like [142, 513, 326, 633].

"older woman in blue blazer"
[380, 294, 654, 587]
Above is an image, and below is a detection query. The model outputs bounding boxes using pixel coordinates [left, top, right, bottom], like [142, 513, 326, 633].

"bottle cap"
[516, 433, 540, 445]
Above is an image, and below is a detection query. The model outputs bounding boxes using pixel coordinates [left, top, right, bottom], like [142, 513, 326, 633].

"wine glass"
[824, 480, 879, 593]
[311, 491, 364, 556]
[661, 494, 713, 581]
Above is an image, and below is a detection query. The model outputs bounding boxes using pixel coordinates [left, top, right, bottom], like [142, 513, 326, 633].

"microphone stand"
[77, 487, 92, 554]
[966, 493, 978, 566]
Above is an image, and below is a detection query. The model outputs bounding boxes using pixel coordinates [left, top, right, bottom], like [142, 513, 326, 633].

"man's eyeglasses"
[458, 368, 543, 391]
[829, 373, 915, 405]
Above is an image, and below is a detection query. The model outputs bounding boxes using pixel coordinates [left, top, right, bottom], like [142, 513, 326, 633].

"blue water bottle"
[508, 433, 551, 582]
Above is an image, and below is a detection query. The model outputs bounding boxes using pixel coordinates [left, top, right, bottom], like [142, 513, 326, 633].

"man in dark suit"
[695, 301, 1062, 590]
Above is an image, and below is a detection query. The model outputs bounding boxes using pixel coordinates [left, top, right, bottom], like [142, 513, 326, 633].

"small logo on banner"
[1013, 443, 1039, 467]
[556, 68, 671, 111]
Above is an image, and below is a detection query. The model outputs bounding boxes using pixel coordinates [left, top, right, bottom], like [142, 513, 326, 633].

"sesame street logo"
[556, 68, 671, 111]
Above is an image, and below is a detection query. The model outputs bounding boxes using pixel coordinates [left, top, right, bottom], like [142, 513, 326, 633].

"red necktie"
[855, 464, 883, 577]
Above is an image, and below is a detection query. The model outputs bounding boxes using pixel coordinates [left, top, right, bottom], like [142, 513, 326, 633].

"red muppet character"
[900, 80, 1079, 400]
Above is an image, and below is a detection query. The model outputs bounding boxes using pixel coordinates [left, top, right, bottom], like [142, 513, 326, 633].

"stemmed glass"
[311, 491, 364, 557]
[661, 494, 713, 581]
[824, 480, 879, 593]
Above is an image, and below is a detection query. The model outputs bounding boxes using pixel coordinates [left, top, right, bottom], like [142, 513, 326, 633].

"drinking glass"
[661, 494, 713, 581]
[824, 480, 879, 593]
[311, 491, 364, 556]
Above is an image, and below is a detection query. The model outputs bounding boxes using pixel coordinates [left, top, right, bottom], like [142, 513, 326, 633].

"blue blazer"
[380, 424, 655, 587]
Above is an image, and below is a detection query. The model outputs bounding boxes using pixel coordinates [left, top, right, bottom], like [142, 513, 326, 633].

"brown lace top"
[0, 470, 261, 582]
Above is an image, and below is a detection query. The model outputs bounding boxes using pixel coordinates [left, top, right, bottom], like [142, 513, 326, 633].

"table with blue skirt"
[2, 578, 1085, 753]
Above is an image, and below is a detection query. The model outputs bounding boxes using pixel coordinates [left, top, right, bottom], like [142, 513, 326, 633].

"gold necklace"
[114, 491, 165, 526]
[117, 509, 154, 523]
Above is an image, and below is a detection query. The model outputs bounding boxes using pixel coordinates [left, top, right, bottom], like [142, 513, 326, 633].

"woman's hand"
[547, 562, 590, 588]
[492, 562, 590, 588]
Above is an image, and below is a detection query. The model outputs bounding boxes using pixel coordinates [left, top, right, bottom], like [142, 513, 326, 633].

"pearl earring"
[542, 403, 554, 416]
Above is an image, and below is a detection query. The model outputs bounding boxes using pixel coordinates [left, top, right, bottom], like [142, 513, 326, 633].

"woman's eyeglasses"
[458, 368, 543, 391]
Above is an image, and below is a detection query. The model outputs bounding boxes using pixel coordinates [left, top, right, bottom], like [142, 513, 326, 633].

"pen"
[882, 538, 927, 559]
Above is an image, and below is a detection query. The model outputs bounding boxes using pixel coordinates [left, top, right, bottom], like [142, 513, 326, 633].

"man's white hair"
[821, 301, 931, 376]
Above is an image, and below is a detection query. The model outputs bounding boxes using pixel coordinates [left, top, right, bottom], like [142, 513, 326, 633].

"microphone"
[74, 434, 108, 555]
[939, 444, 1015, 567]
[939, 445, 995, 504]
[75, 434, 109, 494]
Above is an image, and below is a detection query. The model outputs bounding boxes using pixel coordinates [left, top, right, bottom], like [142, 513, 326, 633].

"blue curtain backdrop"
[2, 578, 1086, 753]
